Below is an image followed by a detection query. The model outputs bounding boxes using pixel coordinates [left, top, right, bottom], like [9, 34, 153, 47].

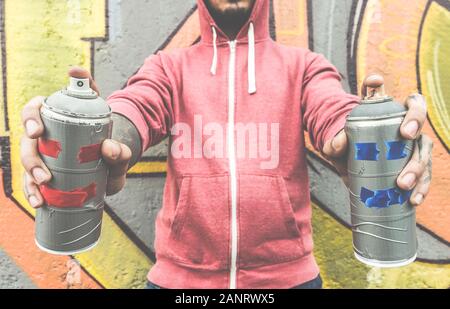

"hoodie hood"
[197, 0, 270, 44]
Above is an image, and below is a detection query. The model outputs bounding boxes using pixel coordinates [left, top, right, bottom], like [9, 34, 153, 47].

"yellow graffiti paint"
[128, 161, 167, 174]
[312, 203, 370, 288]
[6, 0, 105, 214]
[312, 203, 450, 288]
[5, 0, 151, 288]
[367, 262, 450, 288]
[419, 1, 450, 150]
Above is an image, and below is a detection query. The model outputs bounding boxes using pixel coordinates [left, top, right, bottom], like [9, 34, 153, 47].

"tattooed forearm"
[111, 113, 142, 168]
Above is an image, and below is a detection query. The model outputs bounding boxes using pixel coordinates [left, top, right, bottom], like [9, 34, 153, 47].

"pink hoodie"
[107, 0, 359, 289]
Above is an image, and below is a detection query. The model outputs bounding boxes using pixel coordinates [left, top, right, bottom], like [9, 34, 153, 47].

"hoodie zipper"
[227, 40, 238, 289]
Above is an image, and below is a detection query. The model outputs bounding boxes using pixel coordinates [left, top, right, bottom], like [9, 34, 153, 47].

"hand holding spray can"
[345, 75, 417, 267]
[35, 77, 112, 255]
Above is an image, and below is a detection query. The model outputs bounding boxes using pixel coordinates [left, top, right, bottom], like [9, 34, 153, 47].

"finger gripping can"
[35, 77, 112, 255]
[345, 78, 417, 267]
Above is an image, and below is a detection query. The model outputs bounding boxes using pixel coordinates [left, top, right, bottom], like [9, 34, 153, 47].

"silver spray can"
[35, 77, 112, 255]
[345, 75, 417, 267]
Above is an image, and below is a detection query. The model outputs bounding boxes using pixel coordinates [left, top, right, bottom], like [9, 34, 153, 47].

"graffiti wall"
[0, 0, 448, 289]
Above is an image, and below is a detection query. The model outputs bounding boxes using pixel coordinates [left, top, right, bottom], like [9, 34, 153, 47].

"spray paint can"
[35, 77, 112, 255]
[345, 75, 417, 267]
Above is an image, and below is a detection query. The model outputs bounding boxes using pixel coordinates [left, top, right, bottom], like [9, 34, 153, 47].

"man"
[20, 0, 432, 289]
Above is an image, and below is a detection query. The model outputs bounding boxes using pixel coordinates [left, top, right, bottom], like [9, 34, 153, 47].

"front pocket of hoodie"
[167, 175, 230, 270]
[238, 174, 305, 268]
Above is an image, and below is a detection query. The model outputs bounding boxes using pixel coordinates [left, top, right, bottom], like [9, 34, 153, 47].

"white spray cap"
[66, 77, 97, 98]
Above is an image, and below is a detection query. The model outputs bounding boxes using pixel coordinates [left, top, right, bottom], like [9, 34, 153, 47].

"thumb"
[102, 139, 132, 195]
[322, 130, 348, 158]
[68, 66, 100, 95]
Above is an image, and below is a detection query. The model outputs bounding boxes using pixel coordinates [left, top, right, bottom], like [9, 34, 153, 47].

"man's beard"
[206, 3, 252, 34]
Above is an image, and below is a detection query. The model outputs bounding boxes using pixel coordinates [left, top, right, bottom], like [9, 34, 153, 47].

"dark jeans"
[145, 274, 322, 289]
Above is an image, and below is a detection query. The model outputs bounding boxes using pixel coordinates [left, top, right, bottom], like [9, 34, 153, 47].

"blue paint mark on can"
[355, 142, 380, 161]
[360, 187, 412, 208]
[386, 141, 407, 160]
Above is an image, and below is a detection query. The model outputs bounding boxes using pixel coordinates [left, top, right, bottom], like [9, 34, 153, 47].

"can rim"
[35, 238, 100, 255]
[41, 202, 105, 212]
[354, 252, 417, 268]
[346, 111, 407, 121]
[42, 100, 112, 119]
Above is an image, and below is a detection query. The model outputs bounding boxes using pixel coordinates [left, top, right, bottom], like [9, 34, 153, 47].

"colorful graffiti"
[0, 0, 448, 289]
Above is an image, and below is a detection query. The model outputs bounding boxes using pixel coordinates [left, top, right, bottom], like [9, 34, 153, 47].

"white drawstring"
[210, 26, 218, 75]
[247, 22, 256, 94]
[210, 23, 257, 94]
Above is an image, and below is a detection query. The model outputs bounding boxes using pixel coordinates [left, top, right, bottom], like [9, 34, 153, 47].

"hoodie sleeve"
[107, 52, 173, 153]
[301, 52, 359, 153]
